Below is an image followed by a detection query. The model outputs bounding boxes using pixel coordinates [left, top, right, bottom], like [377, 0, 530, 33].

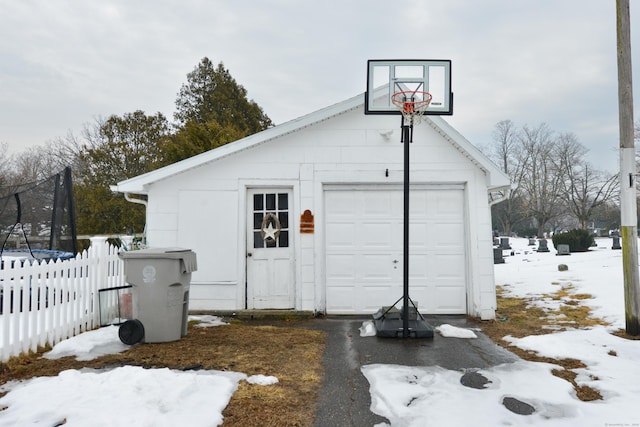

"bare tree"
[44, 131, 86, 175]
[11, 146, 54, 184]
[0, 142, 13, 189]
[486, 121, 620, 237]
[518, 123, 565, 237]
[485, 120, 528, 235]
[553, 133, 619, 229]
[489, 120, 519, 173]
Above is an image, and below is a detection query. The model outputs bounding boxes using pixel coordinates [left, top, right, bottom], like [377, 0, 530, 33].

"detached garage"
[112, 92, 510, 320]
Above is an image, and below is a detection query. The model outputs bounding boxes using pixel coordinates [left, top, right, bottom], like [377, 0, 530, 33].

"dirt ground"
[0, 319, 326, 427]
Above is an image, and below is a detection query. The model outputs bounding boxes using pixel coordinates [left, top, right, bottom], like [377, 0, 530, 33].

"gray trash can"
[117, 247, 197, 344]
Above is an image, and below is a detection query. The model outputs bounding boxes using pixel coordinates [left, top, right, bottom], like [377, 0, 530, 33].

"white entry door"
[324, 186, 467, 314]
[246, 189, 295, 309]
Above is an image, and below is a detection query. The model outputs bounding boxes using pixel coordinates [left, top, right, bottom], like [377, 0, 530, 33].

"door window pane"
[278, 212, 288, 229]
[278, 231, 289, 248]
[266, 193, 276, 210]
[253, 213, 263, 230]
[278, 193, 288, 210]
[253, 232, 263, 249]
[253, 194, 263, 210]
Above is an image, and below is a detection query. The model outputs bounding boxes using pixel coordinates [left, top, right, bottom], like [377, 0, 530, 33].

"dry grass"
[4, 282, 639, 421]
[0, 319, 326, 426]
[478, 285, 610, 401]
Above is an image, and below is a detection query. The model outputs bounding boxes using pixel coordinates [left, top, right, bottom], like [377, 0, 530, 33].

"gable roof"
[111, 93, 510, 194]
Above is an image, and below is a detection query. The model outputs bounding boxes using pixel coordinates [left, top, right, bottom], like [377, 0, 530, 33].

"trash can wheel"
[119, 319, 145, 345]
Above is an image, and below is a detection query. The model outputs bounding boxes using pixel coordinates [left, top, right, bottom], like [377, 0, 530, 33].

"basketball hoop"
[391, 90, 432, 125]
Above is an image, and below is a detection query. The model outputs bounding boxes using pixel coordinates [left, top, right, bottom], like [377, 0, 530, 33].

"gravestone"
[556, 244, 570, 256]
[499, 237, 511, 250]
[493, 247, 505, 264]
[528, 237, 536, 246]
[537, 239, 550, 252]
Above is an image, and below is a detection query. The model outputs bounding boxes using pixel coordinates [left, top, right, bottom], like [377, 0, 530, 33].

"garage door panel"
[325, 254, 357, 280]
[362, 222, 395, 248]
[326, 192, 358, 216]
[326, 223, 356, 248]
[434, 287, 466, 313]
[410, 191, 428, 214]
[362, 287, 400, 311]
[325, 188, 466, 314]
[364, 192, 398, 216]
[408, 223, 429, 249]
[434, 191, 463, 215]
[360, 254, 396, 281]
[326, 288, 358, 312]
[431, 253, 466, 279]
[430, 223, 465, 248]
[408, 254, 429, 279]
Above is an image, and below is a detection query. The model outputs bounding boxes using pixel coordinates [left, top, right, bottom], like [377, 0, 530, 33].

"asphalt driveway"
[308, 315, 519, 427]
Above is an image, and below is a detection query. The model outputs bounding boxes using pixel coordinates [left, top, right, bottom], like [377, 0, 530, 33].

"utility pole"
[616, 0, 640, 335]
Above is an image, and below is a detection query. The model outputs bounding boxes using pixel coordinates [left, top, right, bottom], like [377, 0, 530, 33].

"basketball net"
[391, 91, 433, 125]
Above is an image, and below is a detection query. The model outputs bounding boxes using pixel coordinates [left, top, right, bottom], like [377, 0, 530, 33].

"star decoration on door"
[260, 212, 281, 242]
[263, 222, 277, 240]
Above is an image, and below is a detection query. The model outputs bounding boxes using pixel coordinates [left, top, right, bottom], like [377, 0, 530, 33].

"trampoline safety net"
[0, 166, 78, 258]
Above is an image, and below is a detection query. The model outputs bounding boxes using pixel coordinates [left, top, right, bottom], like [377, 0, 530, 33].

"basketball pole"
[401, 115, 412, 338]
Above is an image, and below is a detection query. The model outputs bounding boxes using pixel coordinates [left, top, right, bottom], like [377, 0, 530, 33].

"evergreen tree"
[164, 58, 272, 163]
[74, 111, 169, 235]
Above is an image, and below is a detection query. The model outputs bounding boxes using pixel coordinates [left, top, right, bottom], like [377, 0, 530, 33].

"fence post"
[89, 236, 109, 327]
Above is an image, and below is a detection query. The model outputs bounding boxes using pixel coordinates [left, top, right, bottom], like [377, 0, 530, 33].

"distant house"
[112, 92, 510, 320]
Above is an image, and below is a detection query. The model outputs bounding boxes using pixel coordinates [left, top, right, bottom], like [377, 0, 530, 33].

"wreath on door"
[260, 212, 281, 242]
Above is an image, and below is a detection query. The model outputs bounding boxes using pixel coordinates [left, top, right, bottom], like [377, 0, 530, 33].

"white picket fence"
[0, 237, 126, 362]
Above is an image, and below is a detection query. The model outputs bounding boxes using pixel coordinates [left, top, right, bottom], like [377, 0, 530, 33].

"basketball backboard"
[365, 59, 453, 115]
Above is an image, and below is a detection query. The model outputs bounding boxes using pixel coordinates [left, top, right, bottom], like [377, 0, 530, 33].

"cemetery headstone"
[537, 239, 550, 252]
[499, 237, 511, 250]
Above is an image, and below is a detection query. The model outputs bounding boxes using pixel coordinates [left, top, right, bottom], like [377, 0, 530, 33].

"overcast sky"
[1, 1, 638, 172]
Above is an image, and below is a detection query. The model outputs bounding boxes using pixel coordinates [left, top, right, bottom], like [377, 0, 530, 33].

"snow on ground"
[435, 324, 478, 339]
[189, 314, 230, 328]
[496, 236, 625, 328]
[1, 238, 639, 426]
[43, 325, 129, 361]
[363, 237, 640, 426]
[0, 365, 243, 427]
[0, 316, 275, 427]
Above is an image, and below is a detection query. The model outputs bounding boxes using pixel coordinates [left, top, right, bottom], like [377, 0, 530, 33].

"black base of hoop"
[372, 303, 434, 339]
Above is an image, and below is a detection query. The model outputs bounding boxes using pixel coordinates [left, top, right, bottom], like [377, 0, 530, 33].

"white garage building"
[112, 92, 510, 320]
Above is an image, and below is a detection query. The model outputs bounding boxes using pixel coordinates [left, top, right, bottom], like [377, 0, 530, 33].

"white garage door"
[324, 186, 467, 314]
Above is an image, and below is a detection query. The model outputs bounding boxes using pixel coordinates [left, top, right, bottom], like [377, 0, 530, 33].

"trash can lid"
[118, 247, 193, 259]
[119, 248, 197, 273]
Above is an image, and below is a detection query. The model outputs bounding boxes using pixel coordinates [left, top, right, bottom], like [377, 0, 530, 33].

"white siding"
[141, 107, 499, 318]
